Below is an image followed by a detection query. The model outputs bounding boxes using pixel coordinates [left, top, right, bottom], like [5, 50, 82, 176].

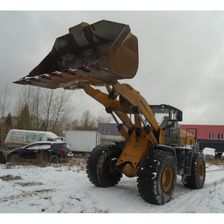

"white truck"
[64, 130, 98, 153]
[4, 129, 61, 149]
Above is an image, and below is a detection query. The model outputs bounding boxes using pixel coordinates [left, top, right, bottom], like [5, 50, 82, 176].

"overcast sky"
[1, 11, 224, 124]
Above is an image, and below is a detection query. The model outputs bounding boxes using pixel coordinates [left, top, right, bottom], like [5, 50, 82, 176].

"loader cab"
[151, 104, 182, 126]
[151, 104, 183, 146]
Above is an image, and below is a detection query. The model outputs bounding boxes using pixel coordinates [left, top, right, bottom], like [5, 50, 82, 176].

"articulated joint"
[115, 161, 136, 177]
[115, 161, 132, 172]
[143, 125, 152, 134]
[108, 90, 118, 100]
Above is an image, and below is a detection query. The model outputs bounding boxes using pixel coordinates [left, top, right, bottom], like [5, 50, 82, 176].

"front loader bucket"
[15, 20, 138, 89]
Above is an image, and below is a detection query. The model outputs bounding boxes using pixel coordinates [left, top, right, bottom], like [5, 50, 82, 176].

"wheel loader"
[15, 20, 206, 205]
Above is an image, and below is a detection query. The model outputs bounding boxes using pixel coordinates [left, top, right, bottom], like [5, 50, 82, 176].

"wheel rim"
[50, 156, 58, 163]
[161, 166, 173, 193]
[198, 161, 205, 180]
[10, 154, 19, 162]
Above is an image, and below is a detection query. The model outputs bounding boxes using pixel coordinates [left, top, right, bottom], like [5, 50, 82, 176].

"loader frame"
[84, 81, 197, 178]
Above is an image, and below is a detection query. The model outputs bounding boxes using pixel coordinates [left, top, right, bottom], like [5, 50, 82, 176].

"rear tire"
[49, 155, 60, 164]
[8, 153, 21, 163]
[87, 144, 122, 187]
[137, 150, 177, 205]
[183, 154, 206, 189]
[0, 151, 6, 164]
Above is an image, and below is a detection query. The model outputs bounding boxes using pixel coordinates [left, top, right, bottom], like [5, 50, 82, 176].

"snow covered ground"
[0, 161, 224, 213]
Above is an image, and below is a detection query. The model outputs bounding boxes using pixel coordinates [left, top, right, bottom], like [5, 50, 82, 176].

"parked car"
[4, 129, 62, 150]
[6, 141, 73, 163]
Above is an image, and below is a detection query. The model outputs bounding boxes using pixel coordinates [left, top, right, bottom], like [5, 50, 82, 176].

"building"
[180, 124, 224, 141]
[97, 123, 122, 144]
[98, 123, 224, 143]
[64, 123, 224, 153]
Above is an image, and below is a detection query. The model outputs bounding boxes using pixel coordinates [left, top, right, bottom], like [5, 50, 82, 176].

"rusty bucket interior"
[15, 20, 138, 89]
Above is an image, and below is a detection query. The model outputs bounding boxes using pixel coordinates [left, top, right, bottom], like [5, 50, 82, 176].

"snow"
[68, 68, 78, 72]
[0, 162, 224, 213]
[53, 71, 62, 75]
[152, 172, 157, 179]
[203, 148, 215, 156]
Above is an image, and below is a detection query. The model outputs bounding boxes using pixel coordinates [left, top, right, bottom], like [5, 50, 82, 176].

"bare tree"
[0, 86, 10, 144]
[67, 118, 80, 130]
[14, 86, 112, 135]
[79, 110, 96, 130]
[15, 86, 32, 118]
[5, 113, 13, 128]
[34, 87, 41, 130]
[66, 110, 112, 131]
[51, 89, 73, 132]
[41, 89, 54, 131]
[0, 85, 9, 119]
[14, 86, 74, 135]
[16, 103, 31, 130]
[96, 115, 112, 126]
[17, 86, 42, 130]
[39, 88, 73, 133]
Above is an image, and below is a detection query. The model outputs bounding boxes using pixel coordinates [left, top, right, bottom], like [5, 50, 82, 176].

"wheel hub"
[198, 162, 205, 180]
[161, 166, 173, 193]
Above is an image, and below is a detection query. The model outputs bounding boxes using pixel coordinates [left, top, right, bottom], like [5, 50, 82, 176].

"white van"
[5, 129, 61, 148]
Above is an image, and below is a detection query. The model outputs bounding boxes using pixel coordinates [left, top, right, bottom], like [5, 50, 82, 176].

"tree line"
[0, 86, 111, 145]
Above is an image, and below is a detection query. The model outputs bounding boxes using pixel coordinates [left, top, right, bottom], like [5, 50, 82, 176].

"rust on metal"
[15, 20, 138, 89]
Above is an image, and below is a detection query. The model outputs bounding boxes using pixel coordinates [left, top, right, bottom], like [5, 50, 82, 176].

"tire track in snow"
[207, 168, 224, 173]
[174, 174, 224, 200]
[0, 188, 54, 203]
[205, 177, 224, 188]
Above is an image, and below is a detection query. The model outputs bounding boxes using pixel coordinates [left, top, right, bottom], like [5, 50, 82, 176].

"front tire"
[183, 153, 206, 189]
[87, 144, 122, 187]
[137, 150, 177, 205]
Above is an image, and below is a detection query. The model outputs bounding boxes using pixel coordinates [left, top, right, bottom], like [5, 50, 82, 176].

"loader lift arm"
[84, 82, 164, 177]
